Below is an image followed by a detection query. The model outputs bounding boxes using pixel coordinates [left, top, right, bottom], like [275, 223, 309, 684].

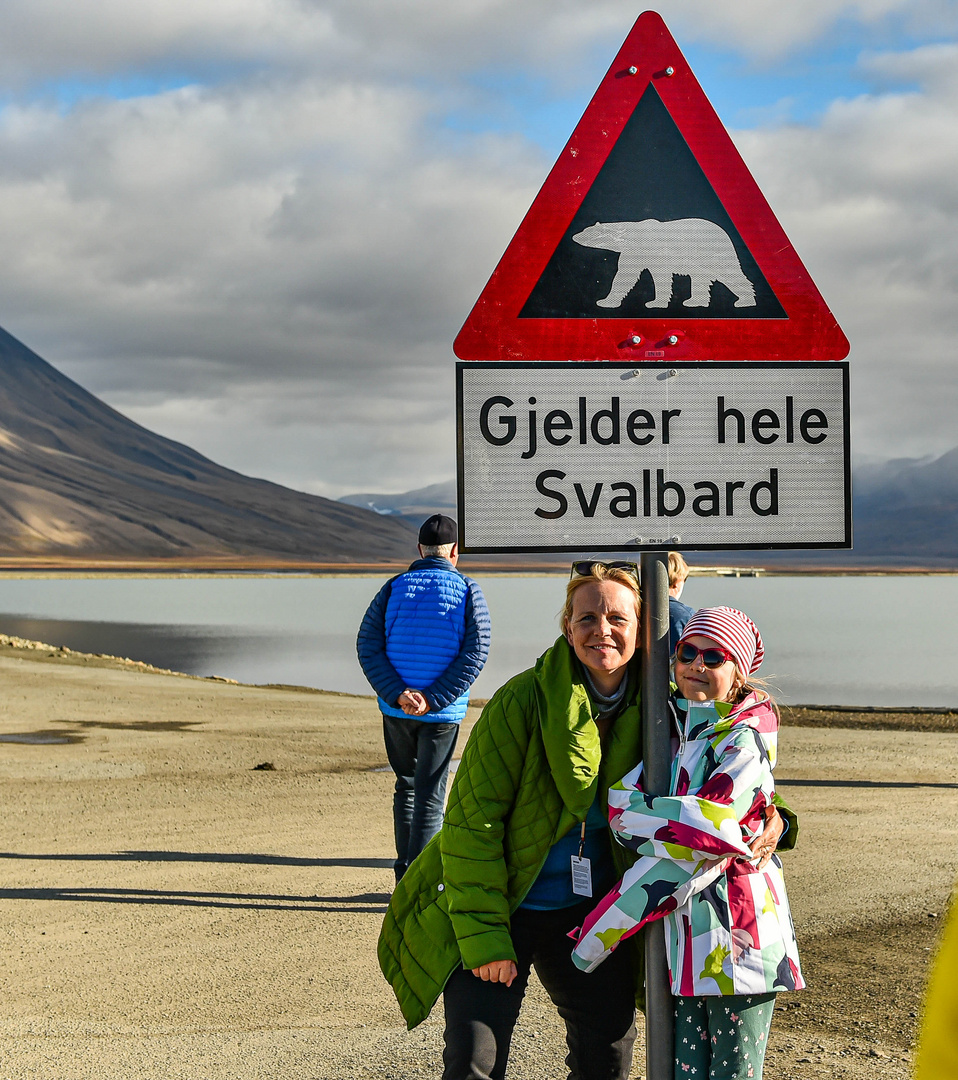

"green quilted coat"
[377, 636, 645, 1030]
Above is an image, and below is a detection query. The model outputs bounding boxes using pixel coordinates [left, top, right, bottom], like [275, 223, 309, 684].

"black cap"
[418, 514, 458, 546]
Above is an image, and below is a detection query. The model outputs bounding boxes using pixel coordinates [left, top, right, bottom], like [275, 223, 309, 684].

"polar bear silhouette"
[572, 218, 757, 310]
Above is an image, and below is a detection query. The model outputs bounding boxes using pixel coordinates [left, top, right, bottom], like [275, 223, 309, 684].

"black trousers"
[442, 900, 637, 1080]
[381, 713, 460, 880]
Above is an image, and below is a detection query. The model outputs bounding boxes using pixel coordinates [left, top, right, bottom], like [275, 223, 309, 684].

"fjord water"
[0, 573, 952, 708]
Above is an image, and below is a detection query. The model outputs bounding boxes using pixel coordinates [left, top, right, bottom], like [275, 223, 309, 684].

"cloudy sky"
[0, 1, 955, 498]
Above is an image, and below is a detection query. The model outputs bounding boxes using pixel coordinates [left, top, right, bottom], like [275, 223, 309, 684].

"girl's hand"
[471, 960, 518, 987]
[749, 805, 784, 870]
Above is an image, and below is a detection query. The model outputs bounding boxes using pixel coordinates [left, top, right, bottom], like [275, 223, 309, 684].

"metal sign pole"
[640, 551, 673, 1080]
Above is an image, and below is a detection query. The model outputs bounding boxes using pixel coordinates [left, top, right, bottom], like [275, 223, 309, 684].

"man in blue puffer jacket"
[357, 514, 491, 881]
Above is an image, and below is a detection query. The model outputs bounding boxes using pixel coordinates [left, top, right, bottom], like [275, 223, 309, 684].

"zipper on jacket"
[669, 699, 688, 796]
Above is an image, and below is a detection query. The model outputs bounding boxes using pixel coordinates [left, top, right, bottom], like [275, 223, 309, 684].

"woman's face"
[673, 634, 743, 703]
[564, 579, 639, 695]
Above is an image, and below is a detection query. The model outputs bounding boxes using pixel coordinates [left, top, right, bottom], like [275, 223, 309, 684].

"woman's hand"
[471, 960, 518, 987]
[749, 805, 785, 870]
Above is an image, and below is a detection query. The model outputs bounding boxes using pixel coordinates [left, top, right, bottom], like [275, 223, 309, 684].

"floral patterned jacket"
[572, 691, 804, 997]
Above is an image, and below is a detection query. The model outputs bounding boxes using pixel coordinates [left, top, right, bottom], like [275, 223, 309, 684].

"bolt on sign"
[457, 363, 850, 552]
[453, 11, 849, 365]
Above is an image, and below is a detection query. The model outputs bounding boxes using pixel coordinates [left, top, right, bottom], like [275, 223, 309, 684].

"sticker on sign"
[457, 362, 850, 552]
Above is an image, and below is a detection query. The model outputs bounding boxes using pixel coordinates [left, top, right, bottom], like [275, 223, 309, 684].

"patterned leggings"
[674, 993, 776, 1080]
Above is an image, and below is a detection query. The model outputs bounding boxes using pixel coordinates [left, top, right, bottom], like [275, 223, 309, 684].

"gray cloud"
[0, 5, 953, 496]
[3, 1, 955, 85]
[733, 41, 958, 458]
[0, 68, 546, 493]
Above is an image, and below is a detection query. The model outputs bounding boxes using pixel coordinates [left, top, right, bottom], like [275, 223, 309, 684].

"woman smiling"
[563, 567, 638, 697]
[378, 563, 791, 1080]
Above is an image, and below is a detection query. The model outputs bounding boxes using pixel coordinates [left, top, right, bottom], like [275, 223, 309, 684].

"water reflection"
[0, 576, 376, 693]
[0, 611, 369, 694]
[0, 615, 260, 677]
[0, 573, 954, 707]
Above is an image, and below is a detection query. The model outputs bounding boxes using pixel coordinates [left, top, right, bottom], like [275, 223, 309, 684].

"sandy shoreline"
[0, 644, 955, 1079]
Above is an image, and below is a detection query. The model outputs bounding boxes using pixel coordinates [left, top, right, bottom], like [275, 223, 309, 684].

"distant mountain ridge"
[341, 456, 958, 567]
[0, 325, 415, 561]
[339, 480, 457, 530]
[852, 448, 958, 559]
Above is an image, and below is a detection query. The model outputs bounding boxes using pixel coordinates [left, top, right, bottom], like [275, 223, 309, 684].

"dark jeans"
[442, 901, 637, 1080]
[382, 713, 460, 881]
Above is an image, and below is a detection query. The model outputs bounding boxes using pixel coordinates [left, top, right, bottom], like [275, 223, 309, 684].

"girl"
[571, 606, 803, 1080]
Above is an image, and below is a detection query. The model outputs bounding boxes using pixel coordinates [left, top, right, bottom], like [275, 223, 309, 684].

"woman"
[378, 563, 790, 1080]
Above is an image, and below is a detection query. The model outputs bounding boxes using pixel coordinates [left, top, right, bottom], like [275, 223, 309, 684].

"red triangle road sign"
[454, 11, 849, 363]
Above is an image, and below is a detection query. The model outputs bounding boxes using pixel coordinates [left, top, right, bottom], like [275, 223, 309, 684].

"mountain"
[339, 480, 457, 529]
[0, 326, 415, 561]
[852, 449, 958, 560]
[344, 453, 958, 568]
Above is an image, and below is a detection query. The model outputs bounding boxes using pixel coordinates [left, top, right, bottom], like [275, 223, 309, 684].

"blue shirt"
[520, 796, 616, 910]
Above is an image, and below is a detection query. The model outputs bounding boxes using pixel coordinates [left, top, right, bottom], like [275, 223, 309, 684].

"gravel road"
[0, 643, 954, 1079]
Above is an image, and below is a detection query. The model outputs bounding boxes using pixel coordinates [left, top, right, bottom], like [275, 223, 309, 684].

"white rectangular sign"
[457, 362, 850, 552]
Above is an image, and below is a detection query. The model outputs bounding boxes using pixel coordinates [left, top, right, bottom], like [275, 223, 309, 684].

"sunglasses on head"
[674, 641, 736, 668]
[570, 560, 639, 581]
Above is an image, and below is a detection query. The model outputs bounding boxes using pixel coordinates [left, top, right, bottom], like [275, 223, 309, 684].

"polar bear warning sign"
[453, 11, 847, 363]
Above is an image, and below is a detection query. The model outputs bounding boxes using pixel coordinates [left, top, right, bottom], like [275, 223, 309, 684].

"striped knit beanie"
[677, 606, 765, 675]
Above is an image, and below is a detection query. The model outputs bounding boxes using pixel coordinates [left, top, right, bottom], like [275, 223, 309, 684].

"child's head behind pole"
[673, 606, 765, 706]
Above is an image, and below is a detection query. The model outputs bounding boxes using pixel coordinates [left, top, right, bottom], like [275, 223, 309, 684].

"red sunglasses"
[674, 641, 736, 669]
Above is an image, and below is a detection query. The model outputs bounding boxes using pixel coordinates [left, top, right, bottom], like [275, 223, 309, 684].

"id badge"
[571, 856, 593, 898]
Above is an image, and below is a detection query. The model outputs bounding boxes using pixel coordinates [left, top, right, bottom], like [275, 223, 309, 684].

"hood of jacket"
[531, 636, 615, 820]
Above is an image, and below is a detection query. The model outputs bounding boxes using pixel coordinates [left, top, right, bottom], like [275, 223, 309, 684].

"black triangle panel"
[520, 85, 786, 320]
